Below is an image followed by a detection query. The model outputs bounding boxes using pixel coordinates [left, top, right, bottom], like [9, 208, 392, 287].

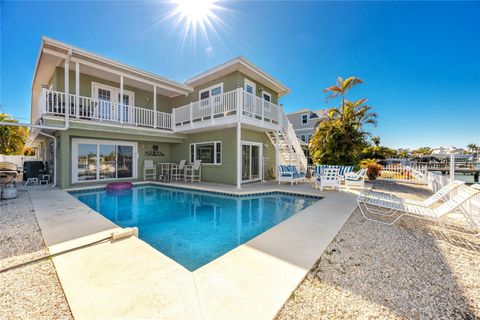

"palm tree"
[323, 76, 363, 106]
[310, 98, 377, 165]
[372, 136, 381, 147]
[467, 143, 479, 160]
[327, 98, 377, 130]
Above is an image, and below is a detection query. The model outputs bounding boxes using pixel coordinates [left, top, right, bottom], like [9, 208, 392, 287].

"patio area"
[1, 180, 479, 319]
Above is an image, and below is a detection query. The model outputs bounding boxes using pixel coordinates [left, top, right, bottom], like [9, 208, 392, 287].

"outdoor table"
[156, 163, 176, 181]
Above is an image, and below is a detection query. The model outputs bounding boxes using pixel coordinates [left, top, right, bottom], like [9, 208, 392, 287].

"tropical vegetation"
[309, 76, 377, 166]
[0, 113, 29, 155]
[360, 158, 382, 180]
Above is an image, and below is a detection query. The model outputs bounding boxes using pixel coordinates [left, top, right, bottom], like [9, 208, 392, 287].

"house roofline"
[38, 36, 193, 94]
[185, 56, 291, 97]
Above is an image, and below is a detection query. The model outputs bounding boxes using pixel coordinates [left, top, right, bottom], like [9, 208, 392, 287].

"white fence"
[378, 165, 428, 184]
[0, 155, 37, 169]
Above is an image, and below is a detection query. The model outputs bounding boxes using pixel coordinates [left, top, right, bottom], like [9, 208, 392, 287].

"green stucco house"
[29, 36, 306, 188]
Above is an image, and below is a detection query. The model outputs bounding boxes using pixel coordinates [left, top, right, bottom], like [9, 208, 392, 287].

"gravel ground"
[277, 182, 480, 320]
[0, 190, 72, 320]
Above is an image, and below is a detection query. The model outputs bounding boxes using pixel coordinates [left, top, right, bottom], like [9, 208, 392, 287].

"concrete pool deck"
[29, 181, 359, 319]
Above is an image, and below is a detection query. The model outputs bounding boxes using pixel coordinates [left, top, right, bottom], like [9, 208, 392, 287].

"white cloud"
[205, 46, 213, 53]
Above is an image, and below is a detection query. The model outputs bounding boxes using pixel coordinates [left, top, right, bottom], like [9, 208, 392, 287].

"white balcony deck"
[39, 88, 288, 133]
[39, 89, 172, 130]
[173, 88, 284, 133]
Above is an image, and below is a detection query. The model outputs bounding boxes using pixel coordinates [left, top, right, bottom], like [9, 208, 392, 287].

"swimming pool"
[71, 185, 318, 271]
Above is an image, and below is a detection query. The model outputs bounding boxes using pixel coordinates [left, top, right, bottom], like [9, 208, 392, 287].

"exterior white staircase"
[266, 118, 308, 171]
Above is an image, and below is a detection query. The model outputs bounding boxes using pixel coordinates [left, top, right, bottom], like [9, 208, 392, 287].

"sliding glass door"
[73, 139, 137, 183]
[241, 142, 262, 182]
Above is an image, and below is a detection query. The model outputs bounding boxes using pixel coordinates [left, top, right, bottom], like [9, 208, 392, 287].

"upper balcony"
[38, 87, 290, 134]
[39, 88, 173, 130]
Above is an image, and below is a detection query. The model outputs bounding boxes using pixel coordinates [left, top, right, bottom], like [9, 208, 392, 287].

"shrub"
[360, 159, 382, 180]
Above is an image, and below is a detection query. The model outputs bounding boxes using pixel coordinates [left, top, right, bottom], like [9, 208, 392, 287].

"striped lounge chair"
[278, 165, 305, 185]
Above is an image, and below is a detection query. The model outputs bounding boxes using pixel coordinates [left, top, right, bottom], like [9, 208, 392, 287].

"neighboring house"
[287, 109, 326, 164]
[28, 36, 307, 188]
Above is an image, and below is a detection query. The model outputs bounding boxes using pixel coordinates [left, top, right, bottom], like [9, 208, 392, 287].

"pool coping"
[30, 183, 358, 319]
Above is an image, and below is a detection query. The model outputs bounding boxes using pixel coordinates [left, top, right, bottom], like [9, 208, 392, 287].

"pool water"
[71, 185, 318, 271]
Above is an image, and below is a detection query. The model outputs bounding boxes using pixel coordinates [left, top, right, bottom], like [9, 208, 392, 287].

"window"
[262, 91, 271, 102]
[199, 83, 223, 110]
[92, 82, 135, 105]
[72, 139, 137, 183]
[300, 134, 307, 142]
[301, 114, 308, 124]
[245, 79, 256, 95]
[199, 83, 223, 101]
[307, 133, 312, 142]
[98, 89, 111, 101]
[190, 141, 222, 165]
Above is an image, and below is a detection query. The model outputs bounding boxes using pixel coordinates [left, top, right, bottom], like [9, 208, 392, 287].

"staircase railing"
[286, 122, 308, 170]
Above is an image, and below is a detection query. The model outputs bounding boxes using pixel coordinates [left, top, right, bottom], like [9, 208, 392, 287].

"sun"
[174, 0, 217, 25]
[168, 0, 220, 36]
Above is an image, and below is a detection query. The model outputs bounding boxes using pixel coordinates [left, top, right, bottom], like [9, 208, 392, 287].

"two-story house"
[28, 37, 307, 189]
[286, 109, 326, 164]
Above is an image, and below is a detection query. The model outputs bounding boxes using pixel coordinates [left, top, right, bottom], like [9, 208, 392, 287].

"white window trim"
[262, 90, 272, 101]
[198, 82, 224, 100]
[244, 79, 256, 95]
[198, 82, 224, 110]
[301, 113, 309, 124]
[91, 81, 135, 105]
[190, 141, 222, 165]
[261, 90, 272, 111]
[72, 138, 138, 184]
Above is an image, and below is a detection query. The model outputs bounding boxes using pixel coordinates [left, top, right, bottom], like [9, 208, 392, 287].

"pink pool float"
[106, 182, 133, 191]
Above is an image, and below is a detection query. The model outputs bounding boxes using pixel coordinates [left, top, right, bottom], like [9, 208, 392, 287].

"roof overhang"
[32, 36, 193, 97]
[185, 57, 291, 97]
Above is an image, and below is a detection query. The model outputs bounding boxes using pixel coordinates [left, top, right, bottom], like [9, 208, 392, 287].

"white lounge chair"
[316, 168, 340, 191]
[143, 160, 156, 180]
[344, 168, 367, 189]
[357, 184, 480, 228]
[171, 160, 186, 181]
[360, 180, 466, 211]
[184, 160, 202, 183]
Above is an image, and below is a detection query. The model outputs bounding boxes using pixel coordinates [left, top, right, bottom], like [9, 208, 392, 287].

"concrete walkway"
[29, 182, 358, 319]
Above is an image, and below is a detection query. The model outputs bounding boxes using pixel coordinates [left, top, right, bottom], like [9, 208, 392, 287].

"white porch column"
[119, 75, 124, 123]
[64, 58, 70, 124]
[236, 122, 242, 189]
[275, 130, 280, 182]
[75, 62, 80, 118]
[153, 85, 157, 128]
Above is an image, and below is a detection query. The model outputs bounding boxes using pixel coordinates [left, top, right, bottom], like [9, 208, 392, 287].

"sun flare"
[174, 0, 217, 25]
[168, 0, 220, 36]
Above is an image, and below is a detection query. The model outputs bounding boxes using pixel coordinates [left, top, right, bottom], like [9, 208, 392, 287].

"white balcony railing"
[173, 88, 283, 127]
[39, 88, 172, 130]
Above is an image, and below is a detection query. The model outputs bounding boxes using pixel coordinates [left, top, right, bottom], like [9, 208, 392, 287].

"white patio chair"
[171, 160, 186, 181]
[143, 160, 156, 180]
[357, 184, 480, 231]
[184, 160, 202, 183]
[360, 180, 466, 211]
[316, 168, 340, 191]
[344, 168, 367, 189]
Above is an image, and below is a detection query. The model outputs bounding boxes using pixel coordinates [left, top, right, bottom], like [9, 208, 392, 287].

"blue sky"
[1, 1, 479, 149]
